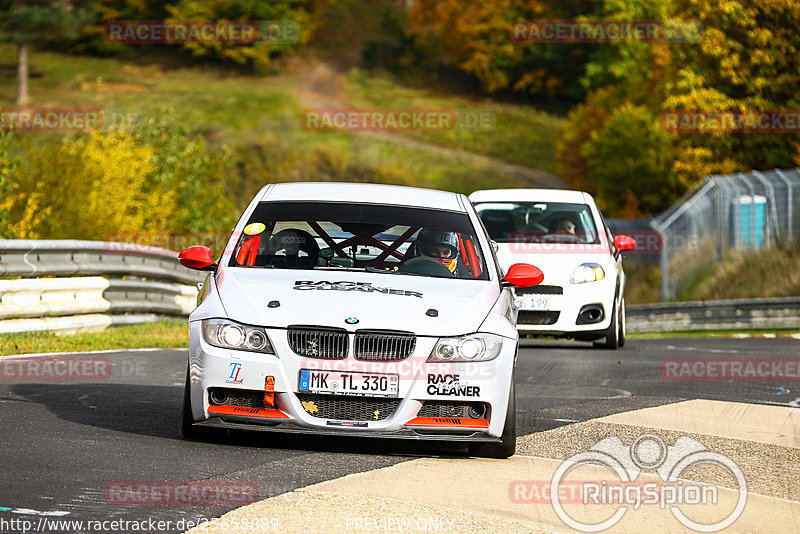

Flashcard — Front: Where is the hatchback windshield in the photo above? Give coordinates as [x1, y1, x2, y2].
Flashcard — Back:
[228, 202, 489, 280]
[474, 201, 599, 244]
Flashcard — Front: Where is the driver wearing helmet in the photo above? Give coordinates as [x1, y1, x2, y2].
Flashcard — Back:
[414, 229, 461, 276]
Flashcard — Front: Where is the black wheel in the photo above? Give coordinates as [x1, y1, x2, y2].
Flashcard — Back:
[181, 365, 214, 439]
[593, 296, 620, 350]
[469, 378, 516, 459]
[618, 298, 626, 348]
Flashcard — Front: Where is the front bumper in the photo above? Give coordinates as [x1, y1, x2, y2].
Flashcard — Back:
[514, 277, 616, 336]
[186, 322, 516, 441]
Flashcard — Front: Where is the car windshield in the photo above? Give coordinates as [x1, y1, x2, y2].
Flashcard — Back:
[228, 201, 489, 280]
[474, 201, 600, 244]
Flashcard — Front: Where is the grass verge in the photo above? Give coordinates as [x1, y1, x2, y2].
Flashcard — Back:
[343, 68, 565, 174]
[628, 329, 800, 339]
[0, 44, 542, 202]
[0, 320, 188, 356]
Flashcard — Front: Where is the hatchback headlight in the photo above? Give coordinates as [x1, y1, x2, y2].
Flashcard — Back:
[428, 333, 503, 362]
[202, 318, 274, 354]
[570, 263, 605, 284]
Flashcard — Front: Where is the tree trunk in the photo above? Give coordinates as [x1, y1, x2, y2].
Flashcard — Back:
[16, 43, 30, 106]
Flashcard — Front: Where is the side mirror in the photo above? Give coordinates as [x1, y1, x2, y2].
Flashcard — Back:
[613, 235, 637, 252]
[502, 263, 544, 288]
[178, 246, 217, 271]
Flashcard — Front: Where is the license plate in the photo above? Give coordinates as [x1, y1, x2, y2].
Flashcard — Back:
[517, 295, 550, 311]
[298, 370, 399, 398]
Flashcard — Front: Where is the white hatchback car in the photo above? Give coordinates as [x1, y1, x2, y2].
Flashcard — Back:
[469, 189, 636, 349]
[178, 182, 543, 457]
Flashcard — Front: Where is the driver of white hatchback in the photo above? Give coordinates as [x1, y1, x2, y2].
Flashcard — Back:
[549, 217, 576, 235]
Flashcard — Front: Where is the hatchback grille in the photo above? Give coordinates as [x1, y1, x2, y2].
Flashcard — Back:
[354, 330, 415, 361]
[516, 285, 563, 295]
[287, 326, 348, 359]
[296, 394, 400, 421]
[518, 310, 560, 325]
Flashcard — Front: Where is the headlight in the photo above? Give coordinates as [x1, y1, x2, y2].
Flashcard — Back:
[202, 319, 274, 354]
[428, 333, 503, 362]
[570, 263, 605, 284]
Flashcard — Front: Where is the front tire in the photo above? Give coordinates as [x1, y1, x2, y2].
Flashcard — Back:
[181, 365, 214, 439]
[618, 298, 626, 348]
[469, 378, 516, 459]
[593, 296, 620, 350]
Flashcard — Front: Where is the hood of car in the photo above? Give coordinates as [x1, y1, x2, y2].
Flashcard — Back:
[495, 243, 615, 285]
[215, 268, 498, 336]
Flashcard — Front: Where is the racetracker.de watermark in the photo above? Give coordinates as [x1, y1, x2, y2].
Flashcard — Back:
[661, 110, 800, 133]
[661, 358, 800, 381]
[510, 19, 702, 43]
[302, 109, 495, 132]
[104, 231, 232, 255]
[104, 20, 299, 45]
[1, 108, 102, 132]
[0, 356, 112, 381]
[104, 481, 259, 506]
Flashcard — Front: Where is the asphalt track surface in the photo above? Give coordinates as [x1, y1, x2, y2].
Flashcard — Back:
[0, 337, 798, 533]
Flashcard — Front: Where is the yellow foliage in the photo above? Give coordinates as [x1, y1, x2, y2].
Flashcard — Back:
[5, 132, 175, 240]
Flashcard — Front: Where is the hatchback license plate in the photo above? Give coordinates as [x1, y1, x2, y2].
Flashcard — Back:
[517, 296, 550, 311]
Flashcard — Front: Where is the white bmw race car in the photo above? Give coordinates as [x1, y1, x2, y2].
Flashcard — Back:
[177, 182, 543, 457]
[469, 189, 636, 349]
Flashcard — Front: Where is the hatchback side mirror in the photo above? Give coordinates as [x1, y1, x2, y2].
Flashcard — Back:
[178, 246, 217, 271]
[502, 263, 544, 288]
[613, 235, 636, 251]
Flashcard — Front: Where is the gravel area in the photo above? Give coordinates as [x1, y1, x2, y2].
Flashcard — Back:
[516, 420, 800, 501]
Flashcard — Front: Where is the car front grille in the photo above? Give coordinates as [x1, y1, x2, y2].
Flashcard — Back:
[354, 330, 416, 361]
[518, 310, 561, 325]
[287, 326, 348, 359]
[516, 285, 563, 295]
[296, 393, 400, 421]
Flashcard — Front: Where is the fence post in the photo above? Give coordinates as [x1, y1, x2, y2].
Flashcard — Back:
[711, 177, 723, 262]
[774, 169, 794, 241]
[650, 219, 669, 301]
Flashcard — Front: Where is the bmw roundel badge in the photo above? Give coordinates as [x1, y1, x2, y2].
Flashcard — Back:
[345, 317, 359, 325]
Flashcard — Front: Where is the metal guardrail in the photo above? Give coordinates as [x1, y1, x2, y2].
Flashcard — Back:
[627, 298, 800, 333]
[1, 240, 798, 335]
[0, 239, 203, 284]
[0, 240, 204, 334]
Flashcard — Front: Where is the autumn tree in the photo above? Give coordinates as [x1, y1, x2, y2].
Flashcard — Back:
[408, 0, 601, 99]
[0, 1, 90, 104]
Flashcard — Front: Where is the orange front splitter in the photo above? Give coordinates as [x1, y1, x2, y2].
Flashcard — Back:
[208, 405, 289, 419]
[404, 416, 489, 429]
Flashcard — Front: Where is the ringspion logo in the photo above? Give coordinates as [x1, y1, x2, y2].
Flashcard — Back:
[546, 433, 747, 532]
